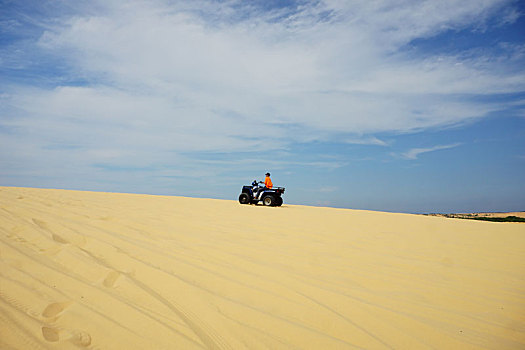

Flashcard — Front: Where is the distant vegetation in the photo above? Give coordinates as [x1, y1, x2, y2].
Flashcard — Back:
[466, 216, 525, 223]
[425, 214, 525, 223]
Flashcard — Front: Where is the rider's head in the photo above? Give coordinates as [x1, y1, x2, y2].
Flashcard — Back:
[265, 172, 270, 177]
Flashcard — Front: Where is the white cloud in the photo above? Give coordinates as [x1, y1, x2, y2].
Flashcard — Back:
[1, 0, 523, 170]
[400, 143, 462, 160]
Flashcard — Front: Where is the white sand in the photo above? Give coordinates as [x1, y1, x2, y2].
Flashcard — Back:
[1, 186, 524, 349]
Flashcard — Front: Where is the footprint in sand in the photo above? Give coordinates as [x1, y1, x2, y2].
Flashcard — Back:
[52, 234, 69, 244]
[32, 218, 49, 230]
[32, 218, 70, 244]
[41, 302, 92, 346]
[42, 301, 71, 318]
[42, 327, 92, 346]
[71, 330, 92, 347]
[42, 326, 60, 342]
[103, 270, 121, 288]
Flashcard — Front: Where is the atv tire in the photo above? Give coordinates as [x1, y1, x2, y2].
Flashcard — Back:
[276, 197, 283, 206]
[239, 193, 251, 204]
[262, 195, 275, 206]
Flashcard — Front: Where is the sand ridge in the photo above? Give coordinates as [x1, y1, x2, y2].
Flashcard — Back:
[0, 186, 524, 349]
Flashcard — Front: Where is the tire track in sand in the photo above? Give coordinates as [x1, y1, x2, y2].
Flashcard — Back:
[294, 290, 394, 349]
[128, 275, 232, 350]
[118, 250, 362, 348]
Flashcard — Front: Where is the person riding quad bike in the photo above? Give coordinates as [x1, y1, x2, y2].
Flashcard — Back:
[252, 173, 271, 199]
[239, 173, 284, 206]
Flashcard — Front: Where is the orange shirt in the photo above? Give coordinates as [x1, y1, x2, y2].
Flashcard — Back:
[265, 177, 273, 189]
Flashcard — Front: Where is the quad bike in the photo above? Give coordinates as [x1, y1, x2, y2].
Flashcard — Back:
[238, 180, 285, 206]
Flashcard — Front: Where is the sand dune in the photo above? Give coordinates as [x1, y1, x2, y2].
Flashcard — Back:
[1, 187, 524, 349]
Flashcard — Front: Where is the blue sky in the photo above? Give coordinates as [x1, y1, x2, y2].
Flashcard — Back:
[1, 0, 524, 213]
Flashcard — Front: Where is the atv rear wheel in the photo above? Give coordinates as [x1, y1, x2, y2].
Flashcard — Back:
[276, 197, 283, 206]
[239, 193, 251, 204]
[262, 195, 275, 206]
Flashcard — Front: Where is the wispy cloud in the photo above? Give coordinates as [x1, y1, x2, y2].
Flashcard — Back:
[344, 136, 388, 146]
[400, 143, 463, 160]
[318, 186, 338, 193]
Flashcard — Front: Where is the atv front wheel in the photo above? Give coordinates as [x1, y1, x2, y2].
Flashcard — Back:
[239, 193, 251, 204]
[262, 195, 275, 206]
